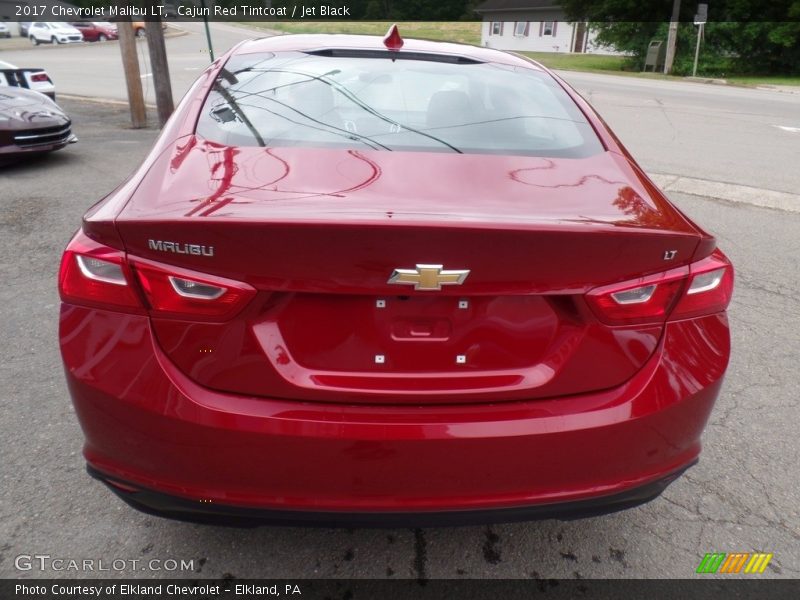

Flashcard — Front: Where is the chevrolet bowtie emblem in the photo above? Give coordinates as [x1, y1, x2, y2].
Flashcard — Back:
[387, 264, 470, 291]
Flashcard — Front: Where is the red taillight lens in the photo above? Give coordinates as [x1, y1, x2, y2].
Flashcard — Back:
[58, 231, 144, 312]
[671, 249, 734, 320]
[585, 250, 733, 326]
[585, 266, 688, 326]
[60, 230, 256, 321]
[30, 72, 49, 83]
[131, 258, 256, 320]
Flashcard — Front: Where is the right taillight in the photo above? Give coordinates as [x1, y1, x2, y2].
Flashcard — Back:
[586, 249, 733, 325]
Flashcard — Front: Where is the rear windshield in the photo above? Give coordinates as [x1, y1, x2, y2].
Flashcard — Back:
[196, 50, 604, 158]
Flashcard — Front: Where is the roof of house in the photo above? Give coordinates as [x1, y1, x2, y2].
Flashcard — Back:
[475, 0, 562, 13]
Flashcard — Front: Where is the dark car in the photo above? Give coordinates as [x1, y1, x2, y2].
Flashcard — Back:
[0, 87, 76, 160]
[18, 22, 31, 37]
[58, 29, 732, 526]
[70, 21, 118, 42]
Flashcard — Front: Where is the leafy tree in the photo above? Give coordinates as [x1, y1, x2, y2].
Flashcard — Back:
[561, 0, 800, 74]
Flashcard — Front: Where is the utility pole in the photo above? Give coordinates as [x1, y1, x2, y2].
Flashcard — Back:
[145, 20, 174, 127]
[201, 0, 215, 61]
[664, 0, 681, 75]
[117, 21, 146, 128]
[692, 4, 709, 78]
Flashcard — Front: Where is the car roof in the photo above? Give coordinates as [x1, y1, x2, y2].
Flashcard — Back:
[0, 60, 17, 69]
[236, 33, 545, 71]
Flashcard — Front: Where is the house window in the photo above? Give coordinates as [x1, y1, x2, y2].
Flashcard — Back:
[542, 21, 555, 36]
[514, 22, 529, 37]
[491, 22, 503, 36]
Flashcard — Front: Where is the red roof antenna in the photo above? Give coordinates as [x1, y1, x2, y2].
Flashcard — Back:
[383, 24, 404, 51]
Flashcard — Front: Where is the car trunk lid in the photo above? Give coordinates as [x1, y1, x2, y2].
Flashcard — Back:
[109, 139, 701, 404]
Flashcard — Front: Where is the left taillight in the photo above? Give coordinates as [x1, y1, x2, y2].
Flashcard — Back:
[59, 230, 256, 321]
[58, 230, 144, 313]
[30, 72, 50, 83]
[130, 257, 256, 320]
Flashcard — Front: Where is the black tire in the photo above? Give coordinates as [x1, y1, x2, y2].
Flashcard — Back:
[135, 28, 145, 38]
[51, 36, 60, 45]
[30, 35, 39, 46]
[98, 34, 107, 42]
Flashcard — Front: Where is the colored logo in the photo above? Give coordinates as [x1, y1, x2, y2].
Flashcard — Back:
[696, 552, 773, 574]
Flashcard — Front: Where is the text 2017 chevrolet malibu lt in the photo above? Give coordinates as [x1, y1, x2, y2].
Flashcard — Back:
[58, 30, 733, 526]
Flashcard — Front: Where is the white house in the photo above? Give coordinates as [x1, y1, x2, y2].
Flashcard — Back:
[475, 0, 619, 55]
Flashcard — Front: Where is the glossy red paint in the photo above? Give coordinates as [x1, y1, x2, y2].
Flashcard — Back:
[383, 24, 404, 50]
[61, 304, 728, 511]
[59, 34, 733, 523]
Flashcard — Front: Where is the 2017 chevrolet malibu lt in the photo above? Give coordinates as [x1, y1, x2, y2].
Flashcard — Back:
[58, 30, 733, 526]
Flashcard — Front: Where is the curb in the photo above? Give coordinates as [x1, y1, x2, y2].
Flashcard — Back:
[651, 173, 800, 214]
[59, 93, 157, 110]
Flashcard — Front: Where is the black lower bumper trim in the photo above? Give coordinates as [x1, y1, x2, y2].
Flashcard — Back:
[87, 462, 695, 528]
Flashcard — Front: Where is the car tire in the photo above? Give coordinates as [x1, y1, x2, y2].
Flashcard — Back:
[98, 34, 107, 42]
[30, 36, 39, 46]
[52, 36, 61, 45]
[135, 28, 145, 38]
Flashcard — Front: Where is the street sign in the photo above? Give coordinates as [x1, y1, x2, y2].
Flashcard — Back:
[695, 3, 708, 25]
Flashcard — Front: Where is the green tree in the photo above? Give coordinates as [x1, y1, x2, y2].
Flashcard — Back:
[561, 0, 800, 74]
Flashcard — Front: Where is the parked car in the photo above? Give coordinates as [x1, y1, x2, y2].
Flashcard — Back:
[0, 87, 76, 160]
[18, 22, 31, 37]
[0, 22, 12, 38]
[131, 21, 167, 37]
[70, 21, 117, 42]
[28, 22, 83, 45]
[0, 60, 55, 99]
[58, 29, 734, 526]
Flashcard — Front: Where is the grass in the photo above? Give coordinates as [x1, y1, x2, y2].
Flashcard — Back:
[245, 21, 482, 46]
[519, 51, 631, 73]
[724, 75, 800, 87]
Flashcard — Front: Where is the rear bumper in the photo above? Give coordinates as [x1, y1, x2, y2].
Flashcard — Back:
[60, 305, 729, 523]
[88, 461, 695, 527]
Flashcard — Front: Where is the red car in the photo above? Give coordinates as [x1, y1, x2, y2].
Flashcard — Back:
[59, 29, 733, 526]
[69, 21, 118, 42]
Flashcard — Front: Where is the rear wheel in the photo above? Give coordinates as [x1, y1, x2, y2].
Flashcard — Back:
[98, 34, 107, 42]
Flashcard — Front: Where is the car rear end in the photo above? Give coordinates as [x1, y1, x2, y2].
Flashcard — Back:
[0, 63, 56, 99]
[58, 36, 733, 525]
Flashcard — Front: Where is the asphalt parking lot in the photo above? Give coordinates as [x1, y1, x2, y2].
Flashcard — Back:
[0, 98, 798, 580]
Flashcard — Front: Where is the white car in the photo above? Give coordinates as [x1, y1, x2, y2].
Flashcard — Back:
[28, 22, 83, 45]
[0, 60, 56, 99]
[0, 22, 12, 38]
